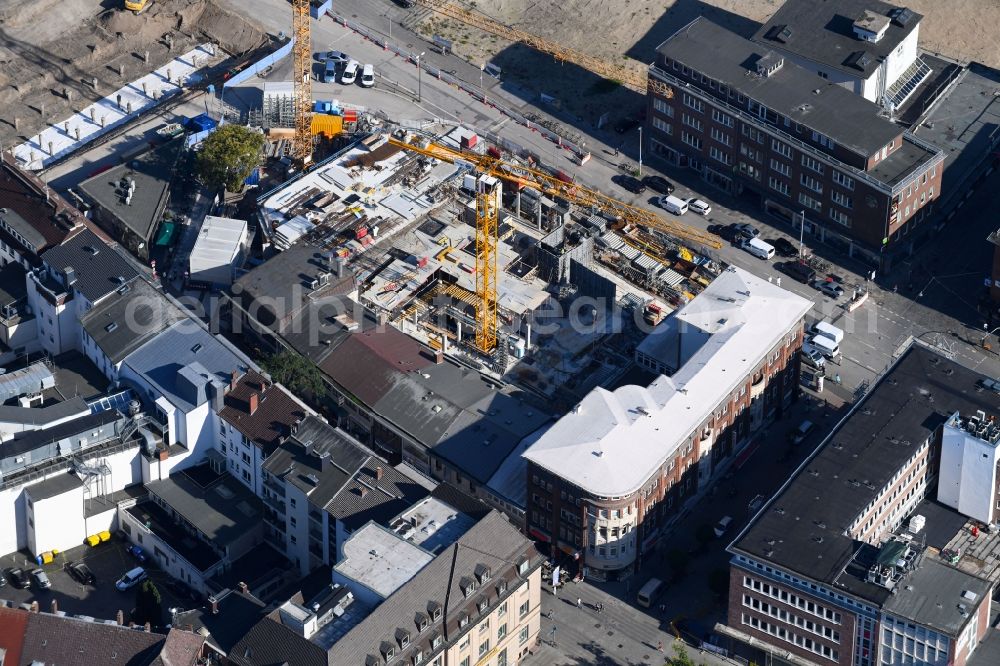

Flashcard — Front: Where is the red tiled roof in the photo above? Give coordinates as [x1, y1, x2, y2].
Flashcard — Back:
[0, 606, 28, 665]
[219, 370, 308, 456]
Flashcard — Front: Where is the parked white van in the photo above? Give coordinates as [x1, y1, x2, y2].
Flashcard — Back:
[810, 321, 844, 345]
[341, 60, 359, 85]
[807, 334, 840, 359]
[658, 195, 689, 215]
[115, 566, 147, 592]
[637, 577, 665, 608]
[741, 237, 775, 260]
[360, 63, 375, 87]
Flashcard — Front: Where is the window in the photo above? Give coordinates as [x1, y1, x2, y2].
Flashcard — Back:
[798, 192, 822, 212]
[832, 170, 854, 190]
[800, 174, 823, 194]
[497, 623, 508, 640]
[772, 139, 791, 158]
[652, 117, 672, 135]
[801, 155, 825, 174]
[519, 626, 530, 644]
[709, 146, 731, 165]
[831, 191, 853, 209]
[712, 108, 734, 127]
[811, 131, 834, 149]
[710, 127, 731, 146]
[742, 126, 764, 143]
[740, 144, 762, 162]
[519, 601, 529, 618]
[829, 209, 851, 227]
[460, 658, 470, 666]
[682, 93, 704, 112]
[652, 97, 674, 117]
[681, 132, 702, 150]
[768, 177, 789, 196]
[479, 639, 491, 657]
[769, 158, 790, 177]
[682, 114, 703, 131]
[497, 601, 507, 616]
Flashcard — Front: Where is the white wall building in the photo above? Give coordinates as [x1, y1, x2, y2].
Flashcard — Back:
[187, 215, 249, 288]
[937, 411, 1000, 526]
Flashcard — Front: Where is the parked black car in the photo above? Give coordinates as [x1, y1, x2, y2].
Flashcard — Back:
[777, 261, 817, 284]
[5, 567, 30, 589]
[613, 175, 646, 194]
[770, 237, 798, 257]
[65, 561, 97, 586]
[642, 175, 675, 194]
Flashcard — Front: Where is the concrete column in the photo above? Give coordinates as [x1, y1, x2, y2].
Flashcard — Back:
[119, 64, 125, 77]
[127, 101, 132, 114]
[64, 87, 71, 101]
[89, 108, 95, 121]
[13, 117, 19, 131]
[47, 141, 53, 155]
[63, 121, 69, 133]
[92, 77, 98, 90]
[100, 116, 106, 128]
[516, 190, 521, 219]
[526, 321, 532, 348]
[116, 94, 122, 110]
[456, 320, 462, 343]
[74, 127, 80, 140]
[144, 50, 149, 63]
[38, 103, 44, 116]
[142, 81, 147, 96]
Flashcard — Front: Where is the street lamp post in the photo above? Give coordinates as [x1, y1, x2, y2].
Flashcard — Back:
[798, 209, 806, 259]
[637, 126, 643, 177]
[386, 15, 392, 42]
[416, 51, 425, 103]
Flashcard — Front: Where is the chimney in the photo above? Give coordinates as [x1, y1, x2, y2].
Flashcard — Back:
[375, 465, 384, 480]
[50, 599, 58, 613]
[435, 349, 443, 364]
[30, 601, 39, 613]
[238, 581, 248, 594]
[144, 622, 151, 632]
[117, 610, 125, 625]
[209, 596, 219, 615]
[319, 452, 330, 471]
[249, 392, 259, 415]
[231, 370, 239, 390]
[359, 486, 369, 497]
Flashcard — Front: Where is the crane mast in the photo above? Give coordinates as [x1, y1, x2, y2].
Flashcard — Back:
[291, 0, 313, 163]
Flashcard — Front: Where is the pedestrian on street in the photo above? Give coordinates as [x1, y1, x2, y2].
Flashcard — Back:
[576, 597, 582, 608]
[657, 640, 664, 652]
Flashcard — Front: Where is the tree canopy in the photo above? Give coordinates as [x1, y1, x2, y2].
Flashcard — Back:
[262, 349, 326, 397]
[196, 124, 265, 191]
[133, 579, 164, 627]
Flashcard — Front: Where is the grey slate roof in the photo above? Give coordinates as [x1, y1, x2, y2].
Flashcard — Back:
[732, 345, 1000, 608]
[24, 471, 84, 500]
[42, 228, 139, 303]
[753, 0, 922, 79]
[229, 612, 328, 666]
[122, 319, 255, 412]
[0, 395, 88, 430]
[882, 557, 991, 636]
[173, 588, 266, 656]
[81, 279, 186, 364]
[4, 409, 120, 458]
[324, 462, 428, 532]
[19, 609, 167, 665]
[656, 18, 902, 156]
[77, 138, 181, 241]
[325, 511, 536, 665]
[320, 329, 551, 483]
[145, 465, 262, 546]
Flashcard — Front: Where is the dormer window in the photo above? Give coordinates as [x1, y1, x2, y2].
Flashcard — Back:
[496, 579, 507, 595]
[477, 598, 489, 614]
[428, 600, 442, 621]
[460, 576, 477, 597]
[396, 628, 410, 649]
[459, 614, 470, 628]
[517, 558, 529, 575]
[413, 651, 424, 665]
[431, 633, 443, 649]
[379, 642, 395, 660]
[475, 564, 491, 584]
[415, 612, 429, 632]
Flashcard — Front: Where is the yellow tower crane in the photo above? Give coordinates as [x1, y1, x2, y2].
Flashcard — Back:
[387, 135, 722, 352]
[291, 0, 313, 163]
[416, 0, 673, 98]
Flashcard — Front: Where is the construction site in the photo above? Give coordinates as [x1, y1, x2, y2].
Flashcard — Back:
[254, 120, 725, 406]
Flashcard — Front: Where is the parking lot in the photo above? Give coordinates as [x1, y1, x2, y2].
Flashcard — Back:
[0, 538, 192, 623]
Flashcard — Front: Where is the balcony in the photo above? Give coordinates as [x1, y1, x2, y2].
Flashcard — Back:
[263, 494, 286, 515]
[263, 476, 285, 497]
[750, 373, 766, 399]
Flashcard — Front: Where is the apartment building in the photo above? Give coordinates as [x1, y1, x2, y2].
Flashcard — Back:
[753, 0, 927, 109]
[647, 18, 944, 266]
[230, 511, 542, 666]
[724, 346, 997, 666]
[523, 267, 811, 575]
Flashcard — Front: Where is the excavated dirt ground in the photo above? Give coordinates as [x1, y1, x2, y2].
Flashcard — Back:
[411, 0, 1000, 125]
[0, 0, 267, 145]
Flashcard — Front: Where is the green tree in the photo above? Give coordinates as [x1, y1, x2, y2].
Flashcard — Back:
[134, 579, 164, 627]
[196, 124, 265, 191]
[670, 642, 695, 666]
[262, 350, 326, 397]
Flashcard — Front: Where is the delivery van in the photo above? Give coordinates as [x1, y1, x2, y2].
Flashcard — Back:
[658, 195, 689, 215]
[810, 321, 844, 345]
[637, 577, 665, 608]
[742, 237, 775, 260]
[808, 333, 840, 359]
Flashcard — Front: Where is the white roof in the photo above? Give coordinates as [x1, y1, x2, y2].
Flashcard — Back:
[188, 215, 247, 270]
[334, 522, 434, 600]
[522, 266, 813, 497]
